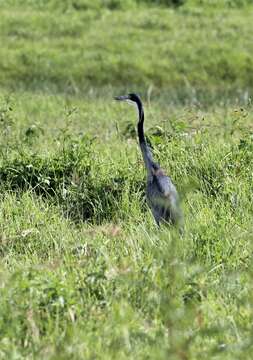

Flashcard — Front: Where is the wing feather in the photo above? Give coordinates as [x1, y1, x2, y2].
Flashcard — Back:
[147, 172, 182, 225]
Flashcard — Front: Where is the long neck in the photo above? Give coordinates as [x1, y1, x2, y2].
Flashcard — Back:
[136, 99, 154, 172]
[137, 100, 145, 144]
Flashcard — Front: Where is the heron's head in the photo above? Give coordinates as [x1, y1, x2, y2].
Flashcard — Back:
[114, 93, 142, 106]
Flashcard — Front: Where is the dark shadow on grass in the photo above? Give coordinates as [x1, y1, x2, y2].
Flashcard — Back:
[0, 139, 145, 224]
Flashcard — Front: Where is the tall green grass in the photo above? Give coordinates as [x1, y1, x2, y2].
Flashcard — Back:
[0, 0, 253, 358]
[0, 91, 253, 358]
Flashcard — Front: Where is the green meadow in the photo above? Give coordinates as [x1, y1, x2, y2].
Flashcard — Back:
[0, 0, 253, 358]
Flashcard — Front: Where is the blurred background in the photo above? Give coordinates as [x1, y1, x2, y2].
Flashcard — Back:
[1, 0, 252, 104]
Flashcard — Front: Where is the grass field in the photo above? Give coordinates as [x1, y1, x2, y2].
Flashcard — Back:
[0, 1, 253, 359]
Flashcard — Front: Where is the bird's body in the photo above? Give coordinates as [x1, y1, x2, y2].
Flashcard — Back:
[146, 167, 181, 226]
[115, 93, 182, 227]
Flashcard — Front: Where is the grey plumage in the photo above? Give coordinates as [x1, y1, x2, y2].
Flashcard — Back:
[115, 93, 182, 227]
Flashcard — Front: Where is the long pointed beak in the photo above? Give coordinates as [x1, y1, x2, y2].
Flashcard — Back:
[114, 95, 129, 101]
